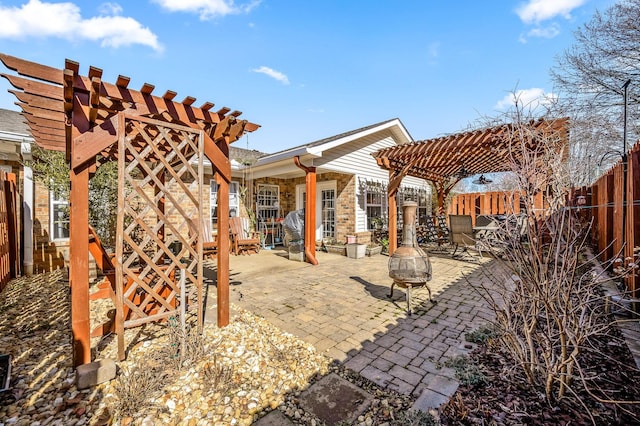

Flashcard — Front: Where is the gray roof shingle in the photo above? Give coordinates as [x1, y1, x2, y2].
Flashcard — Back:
[0, 108, 30, 135]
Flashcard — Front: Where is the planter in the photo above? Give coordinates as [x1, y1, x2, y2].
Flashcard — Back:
[288, 241, 305, 262]
[324, 244, 346, 256]
[347, 243, 366, 259]
[365, 245, 383, 256]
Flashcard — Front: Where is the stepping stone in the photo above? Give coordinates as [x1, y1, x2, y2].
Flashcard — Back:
[253, 409, 294, 425]
[298, 373, 373, 426]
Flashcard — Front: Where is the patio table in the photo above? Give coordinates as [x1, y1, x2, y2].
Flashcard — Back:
[472, 225, 500, 251]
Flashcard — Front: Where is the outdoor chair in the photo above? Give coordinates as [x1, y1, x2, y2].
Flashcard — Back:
[200, 220, 219, 259]
[475, 215, 496, 227]
[230, 216, 261, 255]
[448, 214, 482, 261]
[188, 219, 219, 259]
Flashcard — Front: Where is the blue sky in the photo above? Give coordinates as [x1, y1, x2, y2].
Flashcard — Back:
[0, 0, 615, 153]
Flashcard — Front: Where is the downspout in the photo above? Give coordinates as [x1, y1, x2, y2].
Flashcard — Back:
[293, 156, 318, 265]
[21, 140, 34, 276]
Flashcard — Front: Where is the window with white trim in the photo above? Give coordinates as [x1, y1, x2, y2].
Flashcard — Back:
[365, 184, 385, 230]
[50, 190, 69, 240]
[256, 184, 280, 222]
[210, 180, 240, 225]
[364, 182, 430, 229]
[398, 187, 431, 225]
[321, 189, 335, 238]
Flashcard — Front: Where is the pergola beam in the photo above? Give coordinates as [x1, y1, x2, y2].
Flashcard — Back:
[372, 118, 570, 249]
[1, 52, 260, 367]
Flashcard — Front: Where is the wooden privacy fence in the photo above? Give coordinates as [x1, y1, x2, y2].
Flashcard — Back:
[448, 190, 546, 226]
[572, 141, 640, 297]
[0, 170, 18, 291]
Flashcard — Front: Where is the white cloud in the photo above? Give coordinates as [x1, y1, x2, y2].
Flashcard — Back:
[495, 88, 558, 110]
[519, 22, 560, 42]
[252, 66, 289, 85]
[0, 0, 161, 51]
[527, 23, 560, 38]
[516, 0, 586, 24]
[98, 2, 123, 15]
[153, 0, 260, 20]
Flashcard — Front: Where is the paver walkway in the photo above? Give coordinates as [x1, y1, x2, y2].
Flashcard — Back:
[204, 248, 501, 412]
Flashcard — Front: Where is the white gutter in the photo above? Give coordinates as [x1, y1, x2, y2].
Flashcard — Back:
[0, 130, 34, 144]
[253, 146, 318, 167]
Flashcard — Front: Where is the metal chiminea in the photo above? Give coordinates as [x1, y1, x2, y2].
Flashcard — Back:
[388, 201, 434, 315]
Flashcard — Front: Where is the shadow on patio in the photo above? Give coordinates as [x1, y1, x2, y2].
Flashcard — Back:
[203, 248, 503, 409]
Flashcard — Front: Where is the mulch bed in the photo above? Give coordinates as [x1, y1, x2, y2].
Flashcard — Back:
[439, 322, 640, 425]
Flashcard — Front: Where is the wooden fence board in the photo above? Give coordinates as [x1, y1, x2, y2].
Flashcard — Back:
[613, 164, 625, 260]
[625, 144, 640, 296]
[0, 171, 18, 292]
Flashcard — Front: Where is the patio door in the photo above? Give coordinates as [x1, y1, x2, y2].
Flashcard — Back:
[296, 181, 336, 241]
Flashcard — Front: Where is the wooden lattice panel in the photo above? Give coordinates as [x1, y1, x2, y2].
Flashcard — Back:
[115, 115, 204, 355]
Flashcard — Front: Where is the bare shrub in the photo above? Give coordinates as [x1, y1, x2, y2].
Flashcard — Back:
[474, 107, 610, 404]
[111, 357, 168, 419]
[201, 355, 235, 395]
[159, 316, 210, 371]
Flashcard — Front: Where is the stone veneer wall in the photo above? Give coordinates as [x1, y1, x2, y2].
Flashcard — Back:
[252, 172, 373, 245]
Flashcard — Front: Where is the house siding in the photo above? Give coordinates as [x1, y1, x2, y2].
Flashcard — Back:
[311, 129, 430, 234]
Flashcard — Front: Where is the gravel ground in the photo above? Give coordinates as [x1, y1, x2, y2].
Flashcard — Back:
[0, 269, 425, 426]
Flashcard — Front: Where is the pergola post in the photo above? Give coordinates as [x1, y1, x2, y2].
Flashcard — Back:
[69, 89, 92, 366]
[388, 170, 399, 255]
[216, 171, 230, 327]
[293, 156, 318, 265]
[69, 164, 91, 366]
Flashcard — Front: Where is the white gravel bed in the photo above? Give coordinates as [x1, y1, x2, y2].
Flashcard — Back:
[0, 270, 422, 426]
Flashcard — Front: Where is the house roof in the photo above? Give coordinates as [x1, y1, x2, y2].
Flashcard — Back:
[253, 118, 412, 167]
[229, 146, 266, 165]
[0, 108, 30, 136]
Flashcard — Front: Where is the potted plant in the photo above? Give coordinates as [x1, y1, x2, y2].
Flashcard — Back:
[365, 243, 383, 256]
[322, 238, 346, 256]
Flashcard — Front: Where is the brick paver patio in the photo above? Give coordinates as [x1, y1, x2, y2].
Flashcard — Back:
[204, 248, 502, 411]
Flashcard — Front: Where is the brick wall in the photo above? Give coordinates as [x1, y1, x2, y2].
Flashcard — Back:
[252, 172, 364, 244]
[33, 180, 68, 273]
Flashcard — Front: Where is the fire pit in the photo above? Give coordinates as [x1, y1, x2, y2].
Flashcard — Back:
[388, 201, 434, 315]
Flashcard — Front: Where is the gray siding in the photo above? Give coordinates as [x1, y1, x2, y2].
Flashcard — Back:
[312, 129, 429, 232]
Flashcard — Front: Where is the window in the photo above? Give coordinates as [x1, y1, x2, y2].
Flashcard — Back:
[50, 190, 69, 240]
[256, 184, 280, 222]
[364, 181, 430, 229]
[366, 188, 384, 230]
[321, 189, 335, 238]
[398, 187, 430, 225]
[365, 182, 386, 230]
[210, 180, 240, 224]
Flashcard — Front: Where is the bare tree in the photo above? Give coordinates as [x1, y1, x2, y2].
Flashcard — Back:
[551, 0, 640, 184]
[470, 105, 640, 417]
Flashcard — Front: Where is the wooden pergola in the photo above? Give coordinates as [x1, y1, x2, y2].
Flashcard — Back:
[372, 118, 569, 254]
[1, 53, 258, 366]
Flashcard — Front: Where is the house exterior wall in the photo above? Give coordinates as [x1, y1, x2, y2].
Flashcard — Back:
[311, 128, 430, 236]
[32, 179, 67, 273]
[241, 126, 430, 246]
